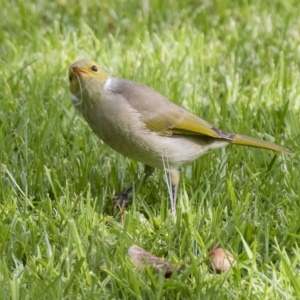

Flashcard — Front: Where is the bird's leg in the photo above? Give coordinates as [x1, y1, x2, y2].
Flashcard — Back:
[113, 165, 155, 211]
[167, 169, 179, 217]
[113, 186, 132, 210]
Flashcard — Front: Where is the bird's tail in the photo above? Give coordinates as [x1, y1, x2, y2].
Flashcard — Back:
[231, 134, 294, 156]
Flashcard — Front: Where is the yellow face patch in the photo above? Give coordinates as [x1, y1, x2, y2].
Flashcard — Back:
[69, 60, 109, 96]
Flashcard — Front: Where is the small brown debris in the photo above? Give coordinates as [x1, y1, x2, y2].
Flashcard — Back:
[208, 243, 236, 273]
[128, 245, 180, 278]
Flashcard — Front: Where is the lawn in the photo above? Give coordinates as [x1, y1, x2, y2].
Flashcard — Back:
[1, 0, 300, 299]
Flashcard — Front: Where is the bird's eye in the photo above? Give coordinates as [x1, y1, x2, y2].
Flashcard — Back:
[91, 65, 98, 72]
[69, 76, 72, 82]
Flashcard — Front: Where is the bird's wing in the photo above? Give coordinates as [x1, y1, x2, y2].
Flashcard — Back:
[145, 108, 235, 140]
[111, 78, 234, 140]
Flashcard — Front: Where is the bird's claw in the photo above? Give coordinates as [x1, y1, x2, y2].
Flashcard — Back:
[113, 186, 132, 210]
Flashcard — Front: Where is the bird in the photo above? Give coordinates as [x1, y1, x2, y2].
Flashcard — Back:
[68, 59, 294, 215]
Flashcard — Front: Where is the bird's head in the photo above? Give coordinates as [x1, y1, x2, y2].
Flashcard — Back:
[69, 59, 108, 106]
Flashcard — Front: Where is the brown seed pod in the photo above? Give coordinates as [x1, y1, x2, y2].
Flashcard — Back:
[208, 243, 236, 273]
[128, 245, 180, 278]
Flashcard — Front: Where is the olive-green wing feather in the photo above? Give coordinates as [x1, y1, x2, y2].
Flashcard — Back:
[145, 108, 233, 139]
[145, 108, 294, 155]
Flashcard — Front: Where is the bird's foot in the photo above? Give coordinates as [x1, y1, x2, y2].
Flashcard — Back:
[113, 186, 132, 211]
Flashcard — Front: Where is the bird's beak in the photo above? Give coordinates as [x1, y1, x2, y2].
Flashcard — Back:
[72, 66, 88, 75]
[69, 66, 88, 85]
[69, 66, 87, 93]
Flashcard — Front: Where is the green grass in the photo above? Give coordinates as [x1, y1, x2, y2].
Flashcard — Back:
[1, 0, 300, 298]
